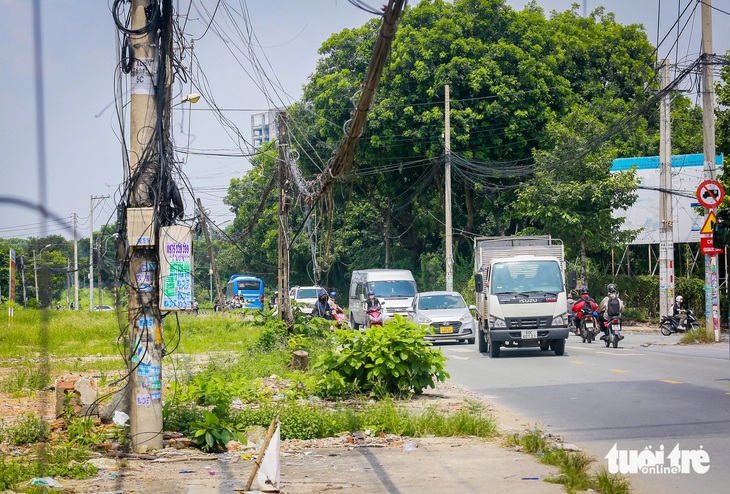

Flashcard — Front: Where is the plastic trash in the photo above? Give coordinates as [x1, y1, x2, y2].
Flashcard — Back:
[29, 478, 63, 488]
[522, 477, 540, 480]
[113, 410, 130, 426]
[402, 442, 417, 452]
[179, 470, 196, 474]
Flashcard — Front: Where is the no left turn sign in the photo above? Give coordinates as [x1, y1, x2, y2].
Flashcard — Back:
[696, 180, 725, 208]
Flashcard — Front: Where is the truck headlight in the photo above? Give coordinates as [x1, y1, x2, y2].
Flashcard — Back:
[552, 314, 566, 326]
[416, 314, 432, 324]
[459, 313, 473, 323]
[489, 316, 506, 328]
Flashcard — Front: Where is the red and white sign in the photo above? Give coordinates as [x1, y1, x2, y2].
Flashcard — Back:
[696, 180, 725, 208]
[701, 236, 723, 255]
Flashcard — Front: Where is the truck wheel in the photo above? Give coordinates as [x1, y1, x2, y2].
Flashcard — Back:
[488, 334, 500, 358]
[478, 322, 488, 353]
[551, 339, 565, 356]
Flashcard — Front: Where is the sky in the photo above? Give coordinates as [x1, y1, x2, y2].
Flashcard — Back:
[1, 0, 729, 241]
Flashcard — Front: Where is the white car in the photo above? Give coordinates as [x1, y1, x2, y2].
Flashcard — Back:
[289, 286, 323, 315]
[407, 291, 476, 344]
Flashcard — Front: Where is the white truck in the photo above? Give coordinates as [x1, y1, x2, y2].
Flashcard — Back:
[474, 236, 571, 357]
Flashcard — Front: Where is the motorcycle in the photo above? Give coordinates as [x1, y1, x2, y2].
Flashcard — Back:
[603, 315, 624, 348]
[366, 306, 385, 328]
[580, 307, 599, 343]
[333, 308, 349, 329]
[660, 309, 700, 335]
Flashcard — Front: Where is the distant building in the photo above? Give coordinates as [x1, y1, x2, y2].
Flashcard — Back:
[251, 110, 280, 149]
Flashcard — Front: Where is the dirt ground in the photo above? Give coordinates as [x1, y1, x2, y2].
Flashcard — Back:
[3, 380, 570, 494]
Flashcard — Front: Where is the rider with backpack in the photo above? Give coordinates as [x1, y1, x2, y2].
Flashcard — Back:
[598, 283, 624, 341]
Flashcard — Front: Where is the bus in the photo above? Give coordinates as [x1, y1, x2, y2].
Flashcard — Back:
[226, 275, 265, 309]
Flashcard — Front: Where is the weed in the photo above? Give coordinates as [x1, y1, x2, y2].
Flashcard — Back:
[314, 316, 449, 398]
[543, 449, 593, 493]
[1, 413, 49, 445]
[190, 410, 247, 452]
[592, 466, 631, 494]
[679, 329, 715, 344]
[503, 428, 548, 454]
[0, 367, 49, 396]
[66, 417, 105, 448]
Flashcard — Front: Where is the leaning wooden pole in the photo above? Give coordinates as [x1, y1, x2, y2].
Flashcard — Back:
[245, 409, 282, 492]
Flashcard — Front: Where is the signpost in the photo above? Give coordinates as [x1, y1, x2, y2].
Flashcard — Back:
[696, 180, 724, 341]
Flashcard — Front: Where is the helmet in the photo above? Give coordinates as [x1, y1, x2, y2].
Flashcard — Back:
[580, 287, 589, 294]
[676, 295, 683, 303]
[274, 290, 279, 295]
[607, 283, 617, 294]
[330, 291, 337, 298]
[368, 290, 375, 296]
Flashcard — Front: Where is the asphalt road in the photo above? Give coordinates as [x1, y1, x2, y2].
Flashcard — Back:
[439, 331, 730, 494]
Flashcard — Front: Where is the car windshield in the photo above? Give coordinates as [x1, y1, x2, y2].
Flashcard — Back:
[418, 295, 466, 310]
[491, 261, 563, 294]
[368, 280, 417, 298]
[297, 288, 319, 299]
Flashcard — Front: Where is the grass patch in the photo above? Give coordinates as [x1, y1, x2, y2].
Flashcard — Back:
[505, 429, 630, 494]
[0, 367, 50, 396]
[679, 329, 716, 344]
[166, 399, 498, 441]
[0, 444, 98, 490]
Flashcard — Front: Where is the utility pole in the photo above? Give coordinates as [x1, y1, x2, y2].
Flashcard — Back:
[277, 111, 294, 327]
[127, 0, 163, 452]
[90, 194, 109, 310]
[73, 213, 79, 310]
[444, 84, 453, 292]
[33, 250, 39, 303]
[197, 199, 225, 312]
[701, 0, 720, 341]
[385, 198, 391, 269]
[658, 59, 674, 319]
[20, 255, 27, 309]
[97, 237, 103, 308]
[66, 258, 71, 308]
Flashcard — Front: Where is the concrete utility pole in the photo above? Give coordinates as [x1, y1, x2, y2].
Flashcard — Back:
[128, 0, 163, 452]
[33, 250, 39, 303]
[444, 84, 453, 292]
[701, 0, 720, 340]
[658, 59, 675, 319]
[197, 199, 225, 312]
[20, 255, 27, 309]
[73, 213, 79, 310]
[277, 112, 294, 327]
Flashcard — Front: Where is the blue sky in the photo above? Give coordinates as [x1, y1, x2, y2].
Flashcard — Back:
[1, 0, 728, 239]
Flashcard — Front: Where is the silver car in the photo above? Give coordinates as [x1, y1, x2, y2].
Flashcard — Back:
[407, 291, 476, 344]
[289, 286, 323, 315]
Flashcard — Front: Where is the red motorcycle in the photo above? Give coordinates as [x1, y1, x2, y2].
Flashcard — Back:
[333, 308, 348, 329]
[366, 306, 384, 328]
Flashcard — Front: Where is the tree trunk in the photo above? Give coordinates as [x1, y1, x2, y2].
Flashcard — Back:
[580, 237, 588, 289]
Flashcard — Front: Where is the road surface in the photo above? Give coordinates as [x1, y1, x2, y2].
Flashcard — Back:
[441, 331, 730, 494]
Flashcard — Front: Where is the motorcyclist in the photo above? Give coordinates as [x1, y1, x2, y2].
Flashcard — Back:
[366, 290, 381, 310]
[269, 290, 279, 310]
[312, 289, 333, 320]
[328, 291, 343, 314]
[566, 292, 576, 334]
[571, 287, 598, 331]
[598, 283, 624, 341]
[671, 295, 688, 329]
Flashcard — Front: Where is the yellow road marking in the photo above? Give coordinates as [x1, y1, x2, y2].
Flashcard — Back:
[661, 379, 683, 384]
[610, 369, 627, 373]
[570, 361, 584, 365]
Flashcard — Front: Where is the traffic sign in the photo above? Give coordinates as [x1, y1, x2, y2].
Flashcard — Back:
[696, 180, 725, 208]
[701, 236, 723, 255]
[700, 210, 717, 235]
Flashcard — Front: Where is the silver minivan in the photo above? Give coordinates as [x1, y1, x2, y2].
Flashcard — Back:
[348, 269, 417, 329]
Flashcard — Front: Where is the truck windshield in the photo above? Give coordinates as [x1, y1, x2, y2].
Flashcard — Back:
[491, 261, 563, 294]
[368, 280, 417, 298]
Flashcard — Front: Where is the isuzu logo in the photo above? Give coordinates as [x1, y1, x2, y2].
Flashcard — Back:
[519, 298, 539, 303]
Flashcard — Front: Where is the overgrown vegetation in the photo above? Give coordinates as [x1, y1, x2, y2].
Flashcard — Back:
[679, 328, 716, 344]
[504, 429, 630, 494]
[315, 316, 449, 398]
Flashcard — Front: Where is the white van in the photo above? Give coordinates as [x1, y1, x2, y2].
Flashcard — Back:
[348, 269, 417, 329]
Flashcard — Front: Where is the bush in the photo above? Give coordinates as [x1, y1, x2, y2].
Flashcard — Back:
[0, 414, 49, 446]
[314, 315, 449, 398]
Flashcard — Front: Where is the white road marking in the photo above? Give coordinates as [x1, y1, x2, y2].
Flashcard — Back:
[595, 352, 644, 356]
[445, 347, 474, 353]
[448, 355, 470, 360]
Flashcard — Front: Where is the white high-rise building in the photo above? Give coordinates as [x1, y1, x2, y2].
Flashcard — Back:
[251, 110, 280, 149]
